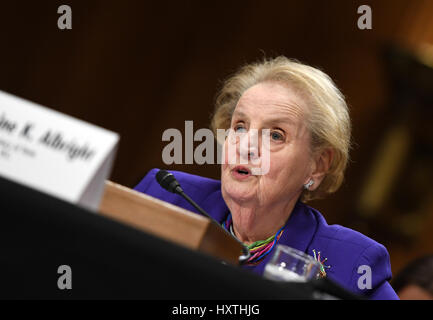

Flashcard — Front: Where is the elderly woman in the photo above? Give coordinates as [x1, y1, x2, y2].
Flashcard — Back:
[134, 56, 398, 300]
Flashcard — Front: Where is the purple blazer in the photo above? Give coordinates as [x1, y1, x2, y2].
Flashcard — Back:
[134, 168, 399, 300]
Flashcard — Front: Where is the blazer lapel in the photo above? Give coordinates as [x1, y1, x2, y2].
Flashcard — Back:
[278, 200, 319, 254]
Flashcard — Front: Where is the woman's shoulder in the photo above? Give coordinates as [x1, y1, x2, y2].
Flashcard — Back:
[134, 169, 228, 221]
[303, 203, 398, 299]
[134, 168, 221, 193]
[305, 203, 383, 252]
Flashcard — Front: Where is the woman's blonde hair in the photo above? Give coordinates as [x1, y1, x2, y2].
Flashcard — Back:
[211, 56, 351, 202]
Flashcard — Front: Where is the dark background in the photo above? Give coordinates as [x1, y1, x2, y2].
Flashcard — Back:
[1, 0, 432, 277]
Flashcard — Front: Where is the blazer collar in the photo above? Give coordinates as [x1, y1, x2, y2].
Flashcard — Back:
[214, 193, 319, 255]
[278, 200, 319, 255]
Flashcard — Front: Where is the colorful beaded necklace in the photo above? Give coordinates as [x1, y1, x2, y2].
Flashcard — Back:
[222, 213, 285, 266]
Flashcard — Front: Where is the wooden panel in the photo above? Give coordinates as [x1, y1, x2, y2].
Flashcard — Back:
[98, 181, 242, 264]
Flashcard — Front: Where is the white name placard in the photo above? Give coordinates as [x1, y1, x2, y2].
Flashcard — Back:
[0, 90, 119, 211]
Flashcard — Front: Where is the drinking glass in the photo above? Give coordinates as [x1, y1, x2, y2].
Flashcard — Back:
[263, 245, 321, 282]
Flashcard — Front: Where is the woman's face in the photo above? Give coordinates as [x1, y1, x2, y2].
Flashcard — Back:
[221, 81, 315, 208]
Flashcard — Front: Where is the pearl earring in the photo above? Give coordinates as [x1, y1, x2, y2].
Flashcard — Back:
[304, 179, 314, 190]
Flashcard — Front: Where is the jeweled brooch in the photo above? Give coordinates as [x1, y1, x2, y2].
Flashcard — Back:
[312, 249, 331, 278]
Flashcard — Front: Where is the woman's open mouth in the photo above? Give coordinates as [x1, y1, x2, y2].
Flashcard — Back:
[231, 166, 252, 180]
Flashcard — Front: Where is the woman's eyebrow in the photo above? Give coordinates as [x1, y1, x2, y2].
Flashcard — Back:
[232, 111, 298, 129]
[232, 110, 248, 120]
[263, 116, 297, 128]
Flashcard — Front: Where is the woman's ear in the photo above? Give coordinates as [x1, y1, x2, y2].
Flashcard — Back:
[307, 148, 334, 191]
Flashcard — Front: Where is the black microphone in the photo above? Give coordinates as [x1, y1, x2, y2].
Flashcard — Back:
[155, 169, 250, 264]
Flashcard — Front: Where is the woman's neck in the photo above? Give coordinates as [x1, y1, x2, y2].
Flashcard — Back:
[227, 196, 299, 245]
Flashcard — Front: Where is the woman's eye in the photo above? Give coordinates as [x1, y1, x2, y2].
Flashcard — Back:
[271, 131, 284, 141]
[234, 125, 247, 133]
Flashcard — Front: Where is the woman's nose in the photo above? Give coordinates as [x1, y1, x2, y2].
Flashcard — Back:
[238, 130, 259, 161]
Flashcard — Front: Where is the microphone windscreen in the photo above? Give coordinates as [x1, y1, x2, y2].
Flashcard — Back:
[156, 169, 178, 193]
